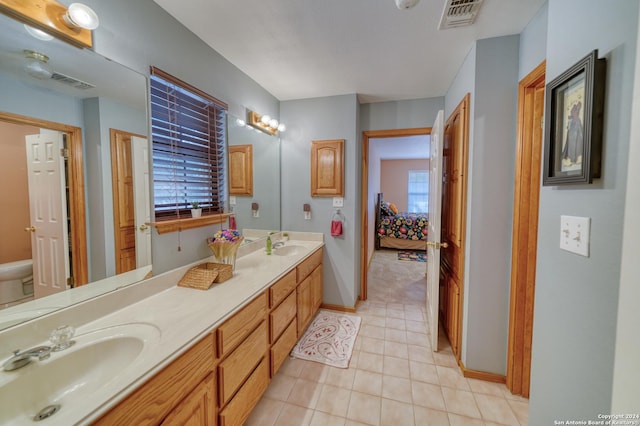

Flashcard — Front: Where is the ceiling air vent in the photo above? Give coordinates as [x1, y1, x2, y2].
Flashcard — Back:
[50, 72, 95, 90]
[438, 0, 484, 30]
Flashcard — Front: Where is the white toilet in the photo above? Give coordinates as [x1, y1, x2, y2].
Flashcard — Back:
[0, 259, 34, 308]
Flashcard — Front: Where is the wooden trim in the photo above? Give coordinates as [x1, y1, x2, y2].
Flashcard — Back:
[0, 0, 93, 48]
[151, 213, 232, 234]
[459, 359, 507, 384]
[507, 61, 545, 398]
[359, 128, 431, 302]
[320, 302, 358, 313]
[0, 111, 88, 286]
[149, 66, 228, 110]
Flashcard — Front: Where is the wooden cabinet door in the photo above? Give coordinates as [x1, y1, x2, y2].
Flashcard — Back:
[297, 275, 313, 336]
[310, 265, 322, 312]
[161, 373, 216, 426]
[311, 139, 344, 196]
[228, 144, 253, 196]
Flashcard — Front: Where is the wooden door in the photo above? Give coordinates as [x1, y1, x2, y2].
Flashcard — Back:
[507, 62, 545, 398]
[427, 110, 444, 351]
[132, 135, 152, 269]
[111, 129, 136, 274]
[25, 132, 69, 298]
[440, 94, 470, 358]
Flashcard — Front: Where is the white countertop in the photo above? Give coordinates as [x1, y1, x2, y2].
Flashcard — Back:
[0, 234, 323, 426]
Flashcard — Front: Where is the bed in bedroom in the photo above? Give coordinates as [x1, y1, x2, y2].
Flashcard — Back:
[375, 193, 428, 251]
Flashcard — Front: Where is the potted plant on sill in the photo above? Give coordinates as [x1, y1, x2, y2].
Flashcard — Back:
[190, 201, 202, 218]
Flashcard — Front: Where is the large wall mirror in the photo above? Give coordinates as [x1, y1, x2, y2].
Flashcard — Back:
[0, 11, 150, 330]
[227, 113, 281, 237]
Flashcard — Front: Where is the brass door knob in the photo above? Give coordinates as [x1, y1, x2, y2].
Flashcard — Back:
[24, 226, 36, 233]
[139, 224, 148, 231]
[426, 241, 448, 249]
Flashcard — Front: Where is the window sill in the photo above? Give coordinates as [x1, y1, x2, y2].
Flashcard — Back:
[150, 213, 231, 235]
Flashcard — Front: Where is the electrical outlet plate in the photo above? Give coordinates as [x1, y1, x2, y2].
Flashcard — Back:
[229, 196, 236, 205]
[560, 215, 590, 257]
[252, 210, 259, 218]
[304, 211, 311, 220]
[333, 197, 344, 207]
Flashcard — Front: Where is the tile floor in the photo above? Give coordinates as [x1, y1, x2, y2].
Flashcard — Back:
[246, 250, 529, 425]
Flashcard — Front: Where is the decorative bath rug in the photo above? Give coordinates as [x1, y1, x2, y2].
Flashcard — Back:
[291, 310, 361, 368]
[398, 250, 427, 262]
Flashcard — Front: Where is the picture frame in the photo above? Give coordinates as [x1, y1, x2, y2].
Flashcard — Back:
[542, 50, 606, 186]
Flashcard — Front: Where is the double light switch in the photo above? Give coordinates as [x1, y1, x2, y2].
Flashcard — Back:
[560, 215, 590, 257]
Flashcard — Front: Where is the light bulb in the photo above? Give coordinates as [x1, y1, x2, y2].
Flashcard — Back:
[277, 123, 286, 132]
[269, 119, 279, 129]
[235, 118, 246, 127]
[64, 3, 100, 30]
[24, 25, 54, 41]
[260, 115, 271, 125]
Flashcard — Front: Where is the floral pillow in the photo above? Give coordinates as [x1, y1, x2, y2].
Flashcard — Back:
[380, 202, 394, 216]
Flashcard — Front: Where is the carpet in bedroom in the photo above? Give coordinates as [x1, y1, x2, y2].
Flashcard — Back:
[397, 250, 427, 262]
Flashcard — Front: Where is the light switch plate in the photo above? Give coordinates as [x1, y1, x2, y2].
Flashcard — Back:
[333, 197, 344, 207]
[252, 210, 259, 218]
[560, 215, 590, 257]
[304, 211, 311, 220]
[229, 196, 236, 205]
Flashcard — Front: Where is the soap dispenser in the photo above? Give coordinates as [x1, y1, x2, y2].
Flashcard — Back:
[266, 233, 272, 255]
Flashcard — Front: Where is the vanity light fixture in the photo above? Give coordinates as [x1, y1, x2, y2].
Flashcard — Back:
[247, 110, 286, 136]
[23, 49, 53, 80]
[63, 3, 100, 30]
[24, 24, 54, 41]
[0, 0, 98, 48]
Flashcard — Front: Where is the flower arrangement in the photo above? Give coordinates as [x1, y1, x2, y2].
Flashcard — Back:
[207, 229, 243, 270]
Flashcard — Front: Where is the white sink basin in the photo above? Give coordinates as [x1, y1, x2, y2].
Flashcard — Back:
[0, 322, 160, 425]
[273, 245, 305, 256]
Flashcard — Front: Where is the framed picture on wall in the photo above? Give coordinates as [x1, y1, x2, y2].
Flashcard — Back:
[542, 50, 606, 186]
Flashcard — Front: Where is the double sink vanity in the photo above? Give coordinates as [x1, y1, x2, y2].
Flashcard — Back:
[0, 232, 324, 425]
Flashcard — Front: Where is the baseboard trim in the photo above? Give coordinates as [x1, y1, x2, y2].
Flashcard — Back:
[459, 360, 506, 383]
[321, 302, 358, 313]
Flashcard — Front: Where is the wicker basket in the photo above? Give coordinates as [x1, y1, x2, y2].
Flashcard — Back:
[211, 262, 233, 283]
[178, 263, 219, 290]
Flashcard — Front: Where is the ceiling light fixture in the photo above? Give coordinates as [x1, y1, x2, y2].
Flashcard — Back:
[395, 0, 420, 10]
[63, 3, 100, 30]
[23, 50, 53, 80]
[248, 110, 285, 136]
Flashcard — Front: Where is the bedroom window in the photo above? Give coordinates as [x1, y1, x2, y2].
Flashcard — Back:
[150, 66, 227, 219]
[407, 170, 429, 213]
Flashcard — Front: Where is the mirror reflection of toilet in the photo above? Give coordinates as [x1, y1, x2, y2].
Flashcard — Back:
[0, 259, 34, 308]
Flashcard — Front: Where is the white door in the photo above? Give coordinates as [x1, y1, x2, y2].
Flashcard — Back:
[132, 136, 152, 268]
[427, 110, 444, 351]
[25, 132, 69, 298]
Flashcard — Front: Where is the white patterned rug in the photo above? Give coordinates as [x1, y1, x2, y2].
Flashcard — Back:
[291, 310, 361, 368]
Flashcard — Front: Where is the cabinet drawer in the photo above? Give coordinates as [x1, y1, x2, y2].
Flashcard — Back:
[218, 321, 267, 407]
[269, 269, 297, 308]
[219, 358, 270, 426]
[270, 319, 297, 377]
[296, 248, 322, 283]
[270, 291, 296, 343]
[217, 292, 267, 358]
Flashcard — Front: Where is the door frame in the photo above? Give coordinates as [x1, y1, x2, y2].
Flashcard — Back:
[0, 111, 88, 286]
[506, 61, 546, 397]
[359, 127, 430, 301]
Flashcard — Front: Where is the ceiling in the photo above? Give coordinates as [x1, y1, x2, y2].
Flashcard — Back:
[153, 0, 545, 103]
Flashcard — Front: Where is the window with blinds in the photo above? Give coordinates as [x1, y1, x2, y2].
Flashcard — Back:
[407, 170, 429, 213]
[150, 67, 227, 219]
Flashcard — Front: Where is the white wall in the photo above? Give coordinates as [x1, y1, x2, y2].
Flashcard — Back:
[529, 0, 639, 423]
[611, 3, 640, 412]
[281, 95, 360, 308]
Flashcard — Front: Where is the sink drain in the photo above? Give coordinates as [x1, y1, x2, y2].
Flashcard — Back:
[33, 404, 61, 422]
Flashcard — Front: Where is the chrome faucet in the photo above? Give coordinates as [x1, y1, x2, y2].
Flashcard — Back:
[272, 241, 285, 249]
[3, 346, 53, 371]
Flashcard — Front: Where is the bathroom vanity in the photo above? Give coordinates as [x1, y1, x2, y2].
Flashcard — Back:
[0, 233, 323, 426]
